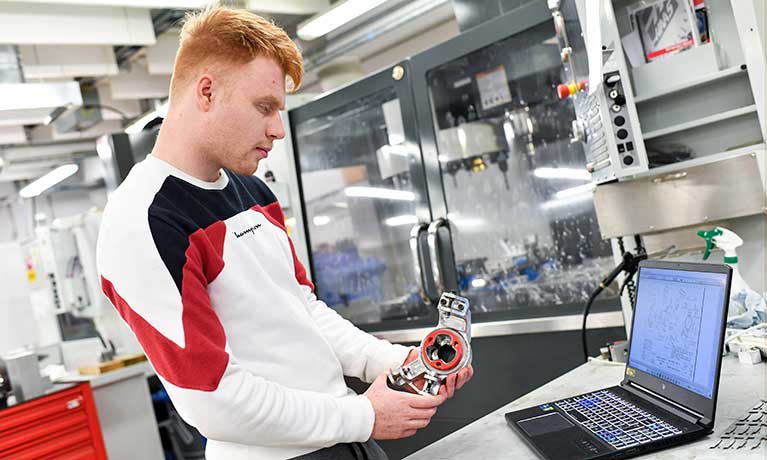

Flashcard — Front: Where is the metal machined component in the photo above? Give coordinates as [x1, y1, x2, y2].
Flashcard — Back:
[388, 292, 472, 396]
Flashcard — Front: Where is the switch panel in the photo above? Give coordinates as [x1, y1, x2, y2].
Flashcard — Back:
[578, 70, 648, 184]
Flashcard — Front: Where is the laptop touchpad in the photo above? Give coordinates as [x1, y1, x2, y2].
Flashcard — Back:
[518, 413, 573, 437]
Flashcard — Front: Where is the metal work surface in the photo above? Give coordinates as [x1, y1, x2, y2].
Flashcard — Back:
[593, 152, 766, 239]
[405, 356, 766, 459]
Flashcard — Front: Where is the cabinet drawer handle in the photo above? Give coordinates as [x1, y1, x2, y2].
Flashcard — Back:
[66, 397, 82, 410]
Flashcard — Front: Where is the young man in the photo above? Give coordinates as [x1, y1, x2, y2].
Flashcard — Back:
[96, 6, 472, 460]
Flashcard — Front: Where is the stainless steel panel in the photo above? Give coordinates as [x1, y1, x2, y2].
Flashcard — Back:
[594, 153, 766, 238]
[372, 311, 625, 343]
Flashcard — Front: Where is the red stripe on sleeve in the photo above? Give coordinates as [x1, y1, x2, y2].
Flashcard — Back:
[101, 222, 229, 391]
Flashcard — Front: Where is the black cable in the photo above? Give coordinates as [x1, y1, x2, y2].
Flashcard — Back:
[581, 288, 603, 362]
[82, 103, 130, 120]
[582, 249, 647, 362]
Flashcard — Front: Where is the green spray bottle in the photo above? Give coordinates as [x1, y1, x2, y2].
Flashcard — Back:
[698, 227, 766, 328]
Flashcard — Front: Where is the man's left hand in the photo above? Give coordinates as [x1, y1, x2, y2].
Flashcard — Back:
[402, 347, 474, 399]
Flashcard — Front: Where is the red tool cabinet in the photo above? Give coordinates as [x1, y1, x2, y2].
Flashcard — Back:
[0, 383, 107, 460]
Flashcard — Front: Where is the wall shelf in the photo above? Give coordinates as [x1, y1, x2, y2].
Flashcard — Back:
[634, 66, 747, 104]
[642, 104, 758, 140]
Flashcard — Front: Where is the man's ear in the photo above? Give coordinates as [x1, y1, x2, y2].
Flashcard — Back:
[195, 74, 214, 112]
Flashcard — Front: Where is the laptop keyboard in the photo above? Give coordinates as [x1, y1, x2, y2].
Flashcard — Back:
[555, 389, 683, 449]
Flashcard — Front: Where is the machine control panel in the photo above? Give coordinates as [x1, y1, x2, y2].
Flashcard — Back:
[581, 69, 647, 184]
[603, 72, 638, 169]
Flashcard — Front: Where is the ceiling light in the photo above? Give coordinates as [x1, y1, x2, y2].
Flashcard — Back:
[344, 186, 415, 201]
[555, 182, 595, 199]
[534, 167, 592, 181]
[445, 213, 485, 229]
[378, 144, 412, 157]
[384, 214, 418, 227]
[297, 0, 389, 41]
[312, 215, 331, 226]
[19, 164, 79, 198]
[541, 192, 594, 211]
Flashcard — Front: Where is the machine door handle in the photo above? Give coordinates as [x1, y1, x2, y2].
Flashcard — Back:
[427, 218, 448, 295]
[410, 223, 430, 304]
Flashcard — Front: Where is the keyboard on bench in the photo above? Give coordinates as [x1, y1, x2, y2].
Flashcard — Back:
[554, 390, 682, 449]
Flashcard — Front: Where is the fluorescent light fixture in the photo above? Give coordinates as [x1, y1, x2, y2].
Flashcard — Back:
[344, 186, 415, 202]
[379, 144, 411, 157]
[534, 167, 591, 181]
[457, 126, 467, 152]
[312, 215, 331, 226]
[19, 164, 79, 198]
[96, 135, 113, 160]
[554, 182, 596, 199]
[384, 214, 418, 227]
[297, 0, 389, 41]
[541, 192, 594, 211]
[471, 278, 487, 288]
[503, 119, 516, 142]
[388, 132, 406, 146]
[333, 202, 349, 209]
[446, 212, 485, 230]
[124, 100, 168, 134]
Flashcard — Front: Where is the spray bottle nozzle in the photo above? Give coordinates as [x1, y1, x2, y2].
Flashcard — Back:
[697, 228, 722, 260]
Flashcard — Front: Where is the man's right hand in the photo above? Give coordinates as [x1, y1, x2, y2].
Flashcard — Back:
[363, 373, 446, 440]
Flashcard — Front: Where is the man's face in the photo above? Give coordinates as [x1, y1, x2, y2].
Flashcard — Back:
[204, 55, 286, 176]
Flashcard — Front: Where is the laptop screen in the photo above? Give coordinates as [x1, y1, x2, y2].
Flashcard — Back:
[627, 266, 728, 399]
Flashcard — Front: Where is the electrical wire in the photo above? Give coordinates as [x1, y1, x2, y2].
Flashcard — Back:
[582, 237, 646, 362]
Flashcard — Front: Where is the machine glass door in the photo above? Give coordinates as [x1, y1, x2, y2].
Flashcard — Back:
[422, 20, 618, 319]
[291, 70, 435, 329]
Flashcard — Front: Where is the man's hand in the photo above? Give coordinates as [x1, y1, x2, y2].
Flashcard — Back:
[364, 373, 446, 439]
[402, 347, 474, 399]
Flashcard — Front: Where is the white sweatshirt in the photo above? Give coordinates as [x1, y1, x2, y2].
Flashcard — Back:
[96, 155, 410, 459]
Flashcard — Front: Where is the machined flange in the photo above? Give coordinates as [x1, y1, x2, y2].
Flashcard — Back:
[388, 292, 472, 396]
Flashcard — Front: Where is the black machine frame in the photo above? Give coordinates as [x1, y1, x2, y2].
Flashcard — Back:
[288, 2, 623, 333]
[289, 60, 441, 332]
[407, 1, 621, 324]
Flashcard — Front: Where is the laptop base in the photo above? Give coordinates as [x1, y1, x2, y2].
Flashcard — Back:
[505, 385, 708, 460]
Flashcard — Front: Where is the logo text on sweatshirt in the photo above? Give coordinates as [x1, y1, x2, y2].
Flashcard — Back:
[233, 223, 262, 238]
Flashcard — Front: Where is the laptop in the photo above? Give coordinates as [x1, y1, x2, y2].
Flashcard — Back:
[505, 260, 732, 460]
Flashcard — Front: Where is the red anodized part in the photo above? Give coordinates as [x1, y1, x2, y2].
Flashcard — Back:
[556, 83, 570, 100]
[421, 329, 464, 371]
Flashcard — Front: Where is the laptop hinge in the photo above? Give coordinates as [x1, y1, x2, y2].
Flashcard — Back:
[624, 381, 703, 425]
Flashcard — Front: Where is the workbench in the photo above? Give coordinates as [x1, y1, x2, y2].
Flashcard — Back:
[405, 355, 766, 459]
[57, 361, 164, 460]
